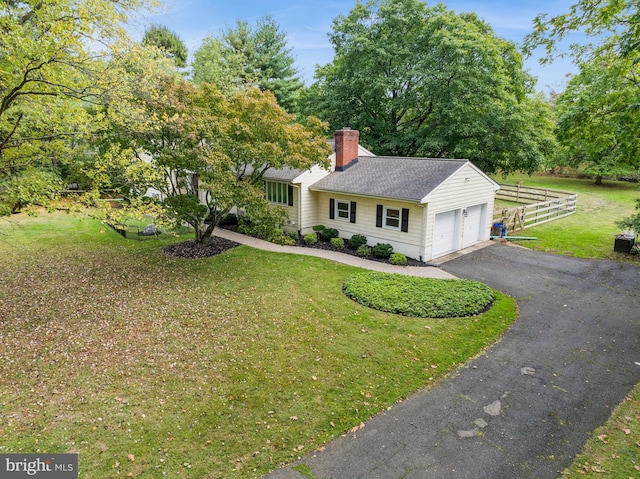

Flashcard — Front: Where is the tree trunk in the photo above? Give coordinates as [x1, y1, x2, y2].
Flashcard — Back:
[595, 175, 603, 185]
[194, 220, 216, 245]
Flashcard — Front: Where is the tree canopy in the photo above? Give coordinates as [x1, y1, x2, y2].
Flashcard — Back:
[191, 15, 303, 113]
[0, 0, 157, 214]
[525, 0, 640, 184]
[301, 0, 555, 175]
[101, 75, 331, 244]
[142, 23, 188, 68]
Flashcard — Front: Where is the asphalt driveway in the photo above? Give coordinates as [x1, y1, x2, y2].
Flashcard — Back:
[265, 243, 640, 479]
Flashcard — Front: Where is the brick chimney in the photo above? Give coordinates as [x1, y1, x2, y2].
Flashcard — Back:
[334, 128, 359, 171]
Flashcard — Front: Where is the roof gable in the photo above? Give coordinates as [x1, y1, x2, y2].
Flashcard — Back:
[310, 156, 476, 202]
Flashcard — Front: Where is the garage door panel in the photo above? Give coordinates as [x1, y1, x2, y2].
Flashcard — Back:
[463, 204, 486, 248]
[433, 210, 458, 258]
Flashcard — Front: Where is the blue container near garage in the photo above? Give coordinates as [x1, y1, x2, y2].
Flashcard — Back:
[492, 222, 506, 237]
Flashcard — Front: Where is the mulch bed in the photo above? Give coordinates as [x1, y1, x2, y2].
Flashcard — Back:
[163, 237, 241, 259]
[164, 228, 431, 267]
[295, 238, 428, 267]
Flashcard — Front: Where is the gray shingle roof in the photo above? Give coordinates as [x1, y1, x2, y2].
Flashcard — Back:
[310, 156, 468, 202]
[262, 166, 305, 181]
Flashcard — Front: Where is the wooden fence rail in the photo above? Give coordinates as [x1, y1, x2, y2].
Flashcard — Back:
[493, 184, 577, 233]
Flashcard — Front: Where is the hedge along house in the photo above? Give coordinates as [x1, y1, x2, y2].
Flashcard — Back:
[263, 128, 500, 262]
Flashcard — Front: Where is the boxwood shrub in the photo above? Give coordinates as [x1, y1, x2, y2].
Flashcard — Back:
[303, 232, 318, 245]
[343, 272, 495, 318]
[330, 237, 345, 249]
[357, 245, 371, 257]
[390, 253, 407, 265]
[320, 228, 339, 242]
[348, 234, 368, 249]
[372, 242, 393, 259]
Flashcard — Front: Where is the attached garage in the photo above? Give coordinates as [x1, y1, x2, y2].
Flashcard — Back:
[430, 203, 489, 259]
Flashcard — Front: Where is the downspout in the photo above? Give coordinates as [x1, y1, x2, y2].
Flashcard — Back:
[297, 185, 302, 236]
[420, 203, 427, 262]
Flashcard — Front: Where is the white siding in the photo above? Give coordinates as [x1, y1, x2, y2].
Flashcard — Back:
[313, 193, 425, 260]
[295, 165, 331, 233]
[422, 163, 496, 260]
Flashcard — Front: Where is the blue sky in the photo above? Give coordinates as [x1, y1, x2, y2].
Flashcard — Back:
[133, 0, 581, 93]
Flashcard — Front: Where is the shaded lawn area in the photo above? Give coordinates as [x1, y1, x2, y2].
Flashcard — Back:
[0, 213, 516, 478]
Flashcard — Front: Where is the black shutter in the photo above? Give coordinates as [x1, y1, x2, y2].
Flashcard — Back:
[288, 185, 294, 206]
[376, 205, 383, 228]
[329, 199, 335, 219]
[401, 208, 409, 232]
[350, 201, 357, 223]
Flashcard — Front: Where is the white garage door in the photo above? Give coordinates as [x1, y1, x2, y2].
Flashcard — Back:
[432, 210, 459, 258]
[462, 204, 487, 248]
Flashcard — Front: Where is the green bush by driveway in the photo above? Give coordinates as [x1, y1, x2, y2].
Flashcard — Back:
[343, 272, 495, 318]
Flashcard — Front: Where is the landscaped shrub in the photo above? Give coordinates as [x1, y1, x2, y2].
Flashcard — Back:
[312, 225, 325, 232]
[330, 237, 345, 250]
[303, 232, 318, 245]
[390, 253, 407, 265]
[267, 229, 296, 246]
[320, 228, 339, 242]
[357, 245, 371, 257]
[343, 272, 495, 318]
[286, 230, 299, 242]
[348, 234, 368, 249]
[372, 242, 393, 258]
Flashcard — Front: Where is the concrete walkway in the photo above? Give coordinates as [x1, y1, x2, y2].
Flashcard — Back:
[214, 227, 462, 279]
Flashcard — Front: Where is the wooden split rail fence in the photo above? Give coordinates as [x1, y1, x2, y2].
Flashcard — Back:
[493, 184, 577, 234]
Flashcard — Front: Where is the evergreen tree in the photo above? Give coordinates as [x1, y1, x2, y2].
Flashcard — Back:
[192, 16, 303, 113]
[142, 24, 188, 68]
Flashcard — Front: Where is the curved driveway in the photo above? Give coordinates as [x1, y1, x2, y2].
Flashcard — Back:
[266, 243, 640, 479]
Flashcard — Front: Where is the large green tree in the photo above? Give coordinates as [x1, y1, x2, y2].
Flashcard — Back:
[191, 15, 303, 113]
[525, 0, 640, 184]
[300, 0, 555, 174]
[142, 23, 188, 68]
[553, 55, 639, 184]
[103, 76, 330, 244]
[0, 0, 157, 214]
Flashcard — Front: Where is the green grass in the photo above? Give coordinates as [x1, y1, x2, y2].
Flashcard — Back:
[0, 212, 517, 478]
[494, 173, 639, 260]
[561, 385, 640, 478]
[343, 272, 495, 318]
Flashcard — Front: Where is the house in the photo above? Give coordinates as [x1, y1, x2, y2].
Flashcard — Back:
[263, 128, 500, 262]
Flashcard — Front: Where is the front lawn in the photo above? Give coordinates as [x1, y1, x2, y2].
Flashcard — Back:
[0, 213, 517, 478]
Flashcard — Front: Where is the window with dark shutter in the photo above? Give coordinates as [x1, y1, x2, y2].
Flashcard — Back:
[288, 185, 294, 206]
[376, 205, 383, 228]
[401, 208, 409, 232]
[329, 199, 335, 219]
[350, 201, 357, 223]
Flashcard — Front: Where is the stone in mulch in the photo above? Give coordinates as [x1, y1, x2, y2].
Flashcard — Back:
[163, 237, 240, 259]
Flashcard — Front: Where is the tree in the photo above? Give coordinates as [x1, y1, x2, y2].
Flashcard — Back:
[191, 16, 303, 113]
[0, 0, 156, 214]
[142, 24, 188, 68]
[524, 0, 640, 64]
[524, 0, 640, 184]
[104, 76, 331, 245]
[553, 55, 640, 184]
[300, 0, 555, 175]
